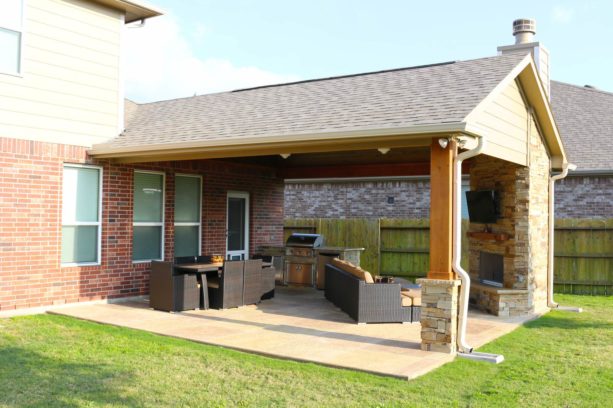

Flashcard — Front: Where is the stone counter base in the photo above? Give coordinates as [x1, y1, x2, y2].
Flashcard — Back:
[470, 283, 531, 317]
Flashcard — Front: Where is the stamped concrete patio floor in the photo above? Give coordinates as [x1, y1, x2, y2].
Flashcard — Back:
[52, 286, 536, 380]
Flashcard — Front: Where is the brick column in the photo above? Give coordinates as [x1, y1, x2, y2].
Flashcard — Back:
[417, 278, 461, 353]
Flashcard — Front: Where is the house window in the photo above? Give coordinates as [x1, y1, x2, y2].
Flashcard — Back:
[0, 0, 24, 75]
[133, 171, 165, 262]
[61, 164, 102, 265]
[174, 174, 202, 257]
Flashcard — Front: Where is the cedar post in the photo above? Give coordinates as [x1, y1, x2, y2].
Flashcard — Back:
[428, 138, 457, 280]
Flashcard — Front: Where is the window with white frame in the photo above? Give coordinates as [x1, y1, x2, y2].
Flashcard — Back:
[133, 171, 164, 262]
[174, 174, 202, 257]
[61, 164, 102, 265]
[0, 0, 24, 75]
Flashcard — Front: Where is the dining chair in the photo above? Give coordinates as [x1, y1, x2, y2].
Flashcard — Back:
[150, 261, 199, 312]
[242, 259, 263, 305]
[208, 260, 244, 309]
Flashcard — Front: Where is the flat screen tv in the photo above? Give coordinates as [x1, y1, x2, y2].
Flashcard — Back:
[465, 190, 499, 224]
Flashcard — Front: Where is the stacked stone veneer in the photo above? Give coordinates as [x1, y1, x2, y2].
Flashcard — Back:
[417, 279, 460, 353]
[468, 116, 551, 316]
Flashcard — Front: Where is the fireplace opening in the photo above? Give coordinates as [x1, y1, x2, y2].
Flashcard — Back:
[479, 251, 503, 287]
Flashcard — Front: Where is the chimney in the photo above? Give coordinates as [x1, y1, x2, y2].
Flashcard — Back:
[498, 18, 550, 100]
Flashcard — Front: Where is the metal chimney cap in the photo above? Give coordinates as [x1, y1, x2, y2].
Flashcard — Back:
[512, 18, 536, 44]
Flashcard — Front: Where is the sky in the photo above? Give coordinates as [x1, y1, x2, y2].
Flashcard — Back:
[124, 0, 613, 103]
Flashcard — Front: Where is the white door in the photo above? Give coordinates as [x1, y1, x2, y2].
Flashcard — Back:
[226, 191, 249, 260]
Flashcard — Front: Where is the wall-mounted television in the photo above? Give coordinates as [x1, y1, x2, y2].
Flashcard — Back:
[465, 190, 500, 224]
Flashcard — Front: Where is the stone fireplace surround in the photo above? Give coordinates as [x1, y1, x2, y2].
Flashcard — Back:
[467, 140, 550, 316]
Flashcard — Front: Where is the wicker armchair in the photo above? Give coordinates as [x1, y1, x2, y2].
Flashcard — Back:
[252, 254, 276, 300]
[324, 264, 412, 323]
[149, 261, 199, 312]
[242, 259, 263, 305]
[208, 260, 244, 309]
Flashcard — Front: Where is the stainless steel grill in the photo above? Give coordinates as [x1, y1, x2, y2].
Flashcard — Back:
[284, 233, 323, 286]
[285, 233, 323, 248]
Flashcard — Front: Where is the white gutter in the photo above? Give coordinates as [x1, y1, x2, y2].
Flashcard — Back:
[548, 163, 583, 312]
[452, 136, 504, 364]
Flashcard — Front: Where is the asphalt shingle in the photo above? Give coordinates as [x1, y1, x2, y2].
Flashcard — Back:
[106, 53, 528, 150]
[551, 81, 613, 171]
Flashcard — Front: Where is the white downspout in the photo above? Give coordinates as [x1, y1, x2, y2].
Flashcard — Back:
[452, 136, 504, 363]
[548, 163, 583, 312]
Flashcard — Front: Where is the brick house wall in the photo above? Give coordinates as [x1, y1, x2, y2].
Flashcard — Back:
[285, 179, 431, 219]
[284, 176, 612, 220]
[555, 176, 613, 218]
[0, 137, 284, 311]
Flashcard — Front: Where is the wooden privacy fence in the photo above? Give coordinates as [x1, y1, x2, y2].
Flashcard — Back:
[283, 218, 469, 282]
[554, 219, 613, 295]
[283, 218, 613, 295]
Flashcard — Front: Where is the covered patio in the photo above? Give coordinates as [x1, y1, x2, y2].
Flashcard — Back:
[76, 51, 569, 360]
[51, 286, 536, 380]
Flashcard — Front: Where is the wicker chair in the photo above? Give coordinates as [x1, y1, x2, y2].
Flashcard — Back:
[260, 265, 276, 300]
[242, 259, 263, 305]
[174, 256, 197, 265]
[324, 264, 412, 323]
[149, 261, 199, 312]
[252, 254, 276, 300]
[208, 260, 244, 309]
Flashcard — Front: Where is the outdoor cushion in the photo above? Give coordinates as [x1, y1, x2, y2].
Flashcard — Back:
[400, 294, 413, 307]
[401, 288, 421, 298]
[330, 258, 374, 283]
[401, 288, 422, 306]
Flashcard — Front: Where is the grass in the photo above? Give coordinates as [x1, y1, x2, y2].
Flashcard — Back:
[0, 294, 611, 407]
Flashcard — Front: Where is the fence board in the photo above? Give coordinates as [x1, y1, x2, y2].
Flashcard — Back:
[282, 218, 613, 294]
[553, 218, 613, 295]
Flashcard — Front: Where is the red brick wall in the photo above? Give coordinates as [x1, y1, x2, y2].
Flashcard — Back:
[0, 137, 284, 311]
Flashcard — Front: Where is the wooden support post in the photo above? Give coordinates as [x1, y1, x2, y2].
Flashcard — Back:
[428, 138, 457, 280]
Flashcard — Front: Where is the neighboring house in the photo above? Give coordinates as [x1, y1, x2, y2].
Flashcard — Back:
[1, 2, 567, 332]
[550, 81, 613, 218]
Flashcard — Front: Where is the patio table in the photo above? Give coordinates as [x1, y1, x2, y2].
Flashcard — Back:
[174, 263, 224, 310]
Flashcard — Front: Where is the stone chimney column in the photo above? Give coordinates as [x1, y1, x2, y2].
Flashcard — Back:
[498, 19, 550, 100]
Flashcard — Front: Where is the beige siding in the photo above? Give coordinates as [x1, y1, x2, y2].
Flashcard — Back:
[468, 79, 529, 166]
[0, 0, 122, 147]
[537, 46, 550, 98]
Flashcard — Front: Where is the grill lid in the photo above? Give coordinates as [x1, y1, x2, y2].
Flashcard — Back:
[285, 233, 323, 248]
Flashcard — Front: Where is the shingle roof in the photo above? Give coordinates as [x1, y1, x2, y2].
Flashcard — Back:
[550, 81, 613, 171]
[105, 53, 527, 150]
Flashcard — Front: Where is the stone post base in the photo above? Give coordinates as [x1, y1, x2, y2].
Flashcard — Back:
[416, 278, 461, 354]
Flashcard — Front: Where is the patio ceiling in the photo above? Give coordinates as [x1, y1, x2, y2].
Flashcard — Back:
[225, 146, 471, 179]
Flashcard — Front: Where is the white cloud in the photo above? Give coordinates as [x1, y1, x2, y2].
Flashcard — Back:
[124, 17, 299, 103]
[552, 5, 574, 24]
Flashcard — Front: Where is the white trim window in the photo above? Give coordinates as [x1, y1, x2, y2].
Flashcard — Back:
[61, 164, 103, 266]
[174, 174, 202, 257]
[0, 0, 24, 75]
[132, 171, 165, 262]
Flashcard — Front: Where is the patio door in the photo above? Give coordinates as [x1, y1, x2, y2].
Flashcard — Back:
[226, 191, 249, 260]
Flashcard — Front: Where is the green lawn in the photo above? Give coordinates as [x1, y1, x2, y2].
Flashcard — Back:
[1, 295, 611, 407]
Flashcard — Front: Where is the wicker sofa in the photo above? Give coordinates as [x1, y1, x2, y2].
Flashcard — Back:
[324, 259, 420, 324]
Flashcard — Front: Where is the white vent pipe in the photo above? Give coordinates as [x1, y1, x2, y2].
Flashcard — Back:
[452, 136, 504, 363]
[548, 163, 582, 312]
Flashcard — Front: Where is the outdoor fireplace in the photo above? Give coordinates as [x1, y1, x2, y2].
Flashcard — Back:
[478, 252, 503, 287]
